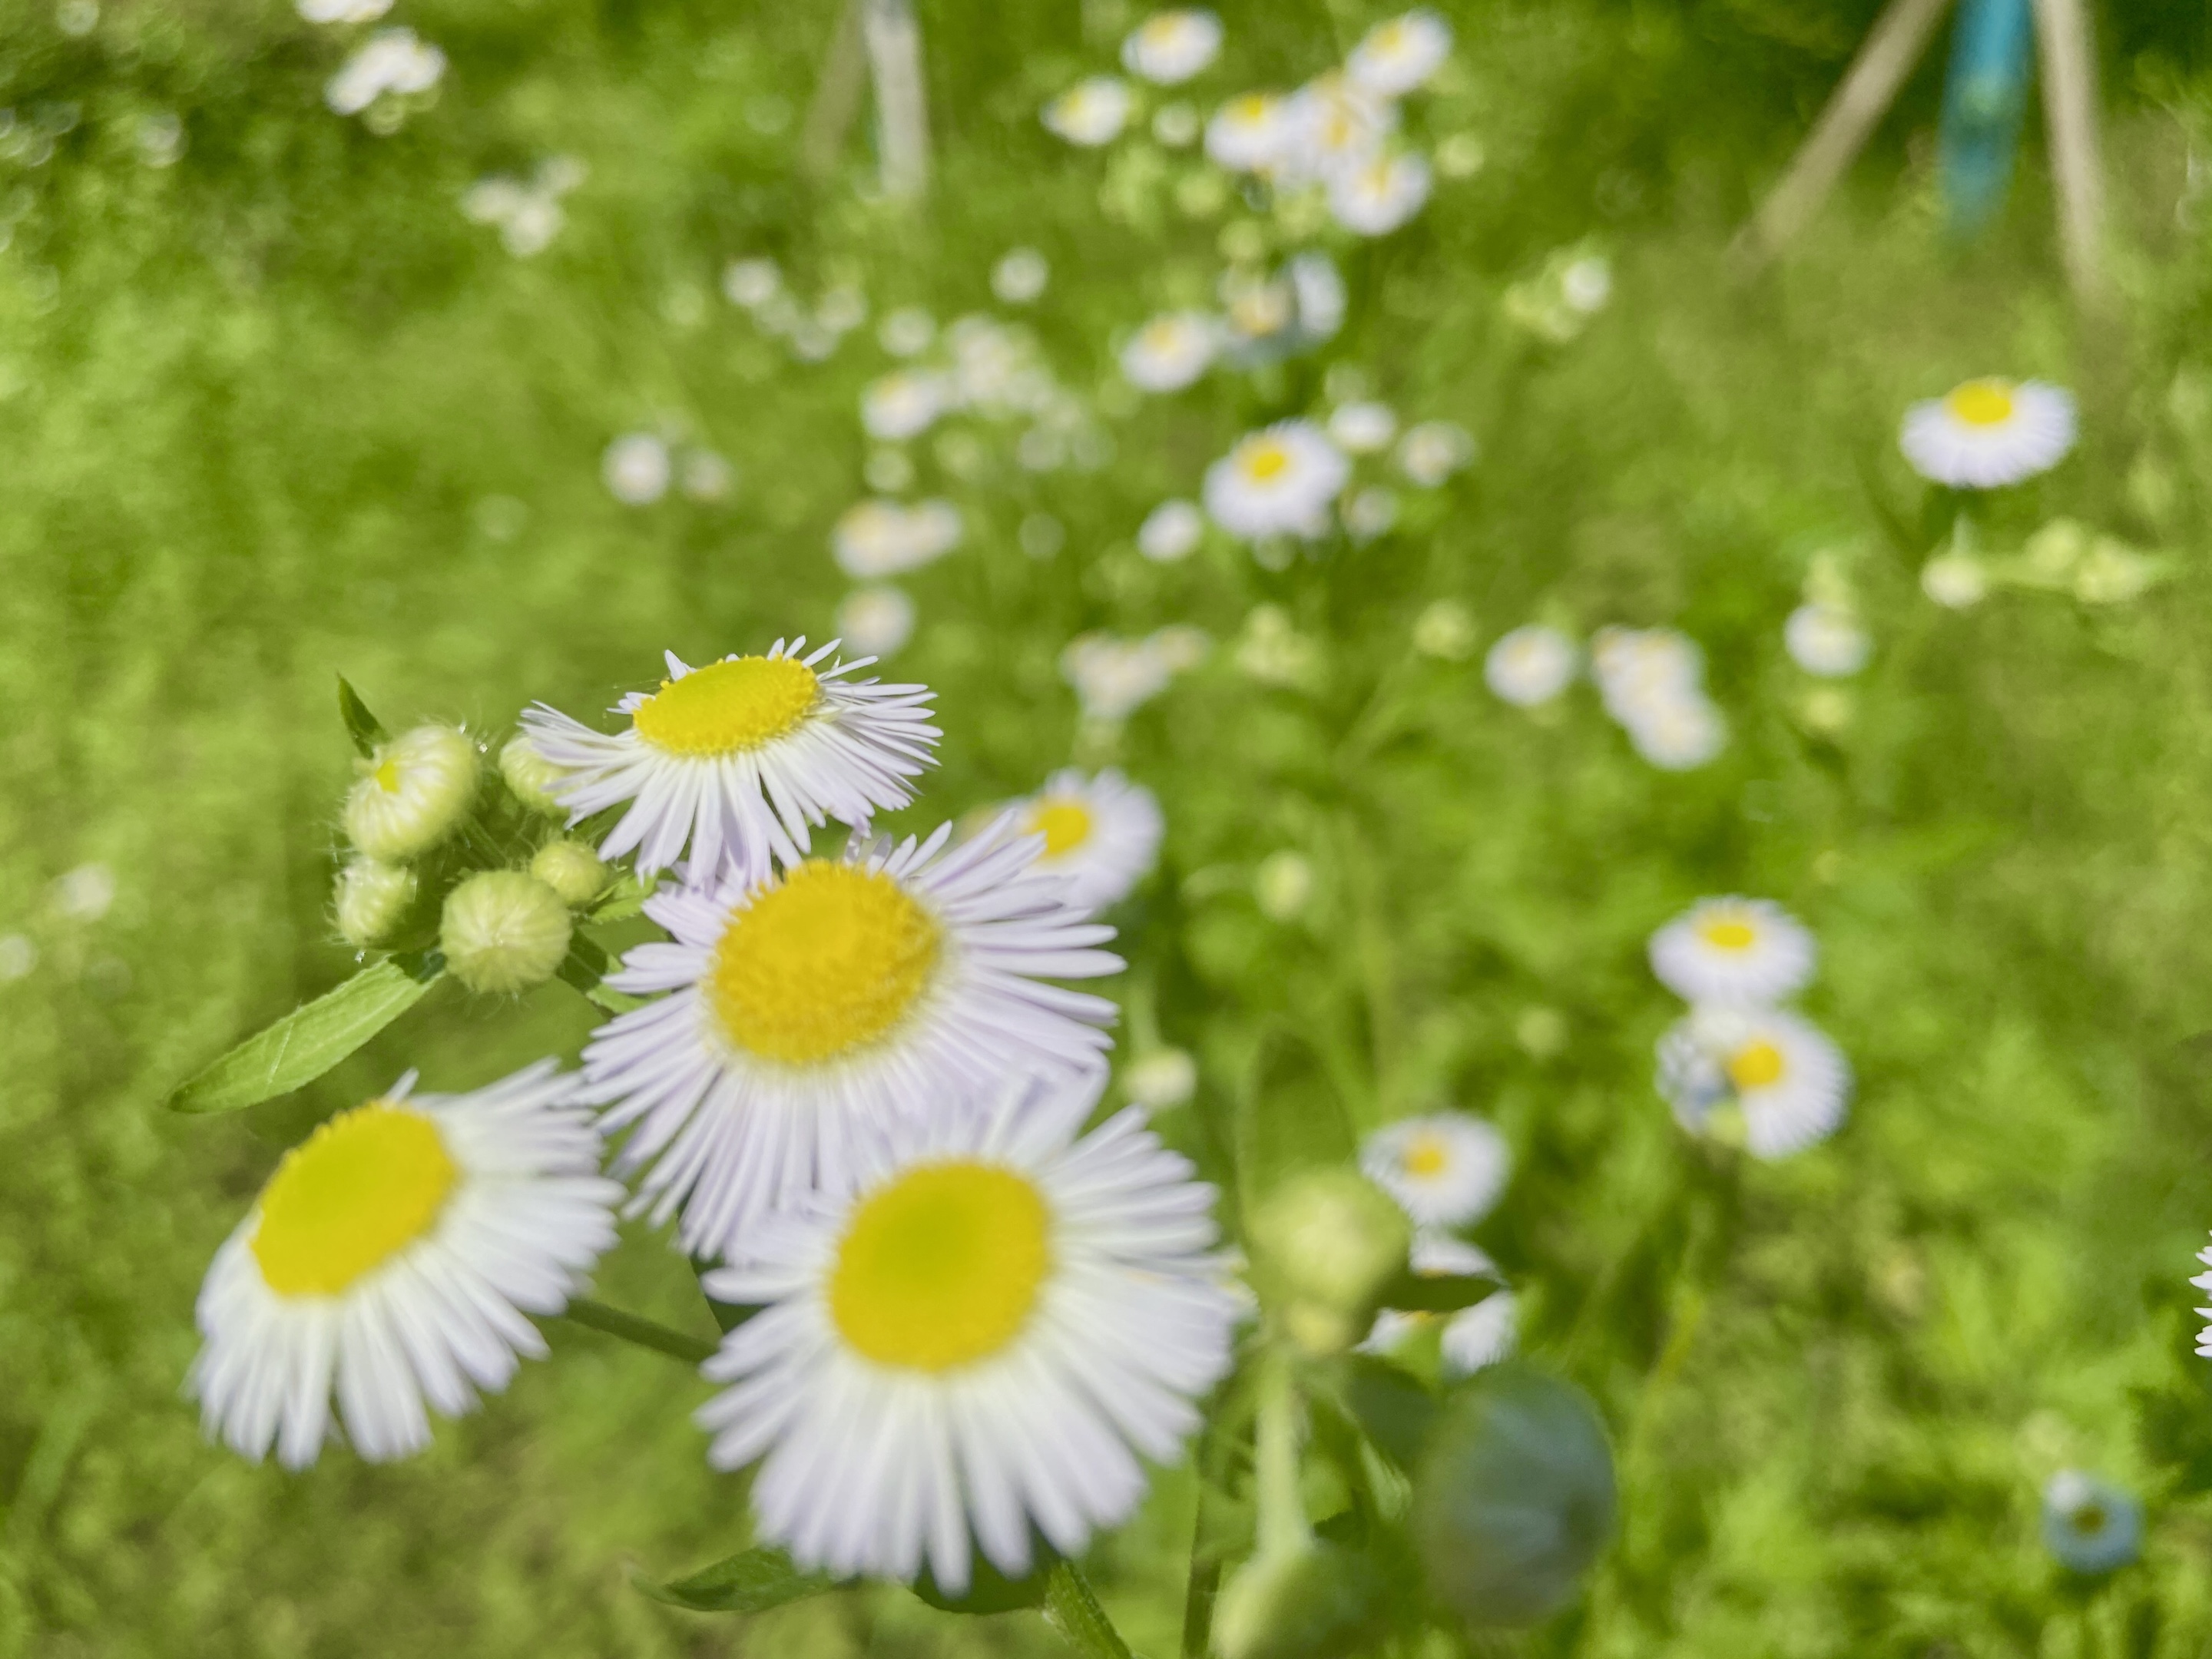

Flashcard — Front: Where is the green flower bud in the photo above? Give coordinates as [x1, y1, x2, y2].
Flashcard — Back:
[343, 724, 481, 861]
[439, 871, 572, 995]
[498, 733, 569, 818]
[333, 858, 417, 949]
[1213, 1542, 1385, 1659]
[1247, 1168, 1411, 1353]
[528, 839, 608, 908]
[1411, 1365, 1617, 1628]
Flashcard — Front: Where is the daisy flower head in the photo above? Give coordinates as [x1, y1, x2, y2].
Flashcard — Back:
[695, 1068, 1237, 1593]
[1347, 9, 1453, 98]
[1621, 691, 1728, 772]
[603, 432, 672, 505]
[1361, 1235, 1516, 1377]
[189, 1061, 620, 1468]
[2041, 1472, 2142, 1575]
[1121, 8, 1223, 84]
[1784, 603, 1871, 677]
[1590, 626, 1701, 720]
[1044, 77, 1132, 147]
[1329, 150, 1430, 235]
[581, 821, 1122, 1259]
[860, 370, 945, 442]
[831, 498, 964, 578]
[1485, 625, 1578, 708]
[1360, 1111, 1511, 1230]
[1327, 400, 1398, 454]
[1012, 768, 1165, 912]
[992, 247, 1051, 306]
[1137, 498, 1205, 562]
[1120, 311, 1220, 393]
[1396, 419, 1474, 486]
[343, 723, 481, 863]
[300, 0, 392, 22]
[1899, 378, 2076, 488]
[1206, 91, 1293, 174]
[1203, 419, 1349, 541]
[518, 641, 939, 886]
[836, 585, 917, 659]
[1656, 1004, 1850, 1160]
[1282, 74, 1396, 184]
[325, 27, 445, 118]
[1648, 896, 1816, 1005]
[1061, 632, 1185, 722]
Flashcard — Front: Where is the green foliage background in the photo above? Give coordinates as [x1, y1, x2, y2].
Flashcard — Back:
[12, 0, 2212, 1653]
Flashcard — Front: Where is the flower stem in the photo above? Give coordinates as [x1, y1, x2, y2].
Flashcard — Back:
[1252, 1353, 1310, 1561]
[1043, 1561, 1134, 1659]
[558, 1296, 718, 1366]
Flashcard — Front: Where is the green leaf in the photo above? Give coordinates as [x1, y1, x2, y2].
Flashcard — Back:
[1041, 1562, 1134, 1658]
[1234, 1027, 1358, 1216]
[165, 953, 442, 1114]
[631, 1546, 843, 1614]
[337, 674, 388, 758]
[1374, 1270, 1500, 1316]
[589, 870, 651, 924]
[912, 1550, 1056, 1614]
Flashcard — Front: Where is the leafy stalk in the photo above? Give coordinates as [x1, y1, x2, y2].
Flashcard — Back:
[558, 1296, 718, 1366]
[1043, 1561, 1135, 1659]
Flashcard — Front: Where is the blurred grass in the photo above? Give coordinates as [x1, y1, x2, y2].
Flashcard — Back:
[10, 0, 2212, 1654]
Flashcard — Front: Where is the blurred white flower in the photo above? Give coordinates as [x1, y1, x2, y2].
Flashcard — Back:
[1623, 692, 1728, 771]
[1783, 604, 1870, 677]
[1126, 1047, 1198, 1108]
[722, 257, 781, 310]
[680, 449, 734, 502]
[1120, 311, 1218, 392]
[1485, 625, 1578, 707]
[816, 285, 868, 334]
[1899, 378, 2076, 489]
[1343, 486, 1398, 541]
[1204, 420, 1348, 540]
[1330, 151, 1431, 235]
[860, 370, 945, 442]
[835, 585, 917, 657]
[1346, 8, 1453, 98]
[1920, 551, 1988, 608]
[1121, 9, 1223, 84]
[832, 498, 964, 578]
[602, 433, 671, 505]
[1205, 91, 1293, 173]
[1657, 1003, 1850, 1160]
[0, 933, 36, 982]
[1012, 768, 1164, 912]
[1396, 419, 1474, 485]
[325, 28, 444, 118]
[1061, 631, 1196, 721]
[1152, 101, 1201, 147]
[1561, 253, 1613, 313]
[863, 447, 916, 493]
[1362, 1111, 1509, 1229]
[992, 247, 1050, 305]
[299, 0, 392, 22]
[1412, 598, 1478, 661]
[1137, 499, 1205, 562]
[878, 305, 935, 356]
[1327, 400, 1398, 454]
[1649, 897, 1816, 1005]
[1360, 1237, 1518, 1378]
[1282, 74, 1395, 186]
[54, 863, 115, 922]
[1044, 78, 1132, 147]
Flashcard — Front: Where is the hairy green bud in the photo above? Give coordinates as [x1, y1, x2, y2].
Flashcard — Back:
[529, 839, 608, 907]
[440, 870, 572, 994]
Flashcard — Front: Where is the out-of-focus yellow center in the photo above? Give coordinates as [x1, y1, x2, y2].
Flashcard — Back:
[1727, 1040, 1786, 1091]
[1402, 1134, 1450, 1178]
[1144, 319, 1185, 351]
[632, 656, 819, 758]
[707, 861, 941, 1064]
[1945, 379, 2016, 428]
[1141, 14, 1184, 48]
[1376, 18, 1411, 51]
[1024, 799, 1094, 859]
[251, 1104, 457, 1297]
[829, 1161, 1051, 1371]
[1243, 441, 1292, 482]
[1227, 93, 1272, 127]
[1697, 917, 1758, 951]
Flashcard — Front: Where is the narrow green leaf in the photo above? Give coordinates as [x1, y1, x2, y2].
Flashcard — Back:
[1375, 1270, 1500, 1315]
[589, 871, 651, 924]
[165, 956, 442, 1114]
[336, 674, 389, 758]
[557, 1297, 717, 1366]
[632, 1546, 843, 1614]
[1235, 1027, 1357, 1216]
[1042, 1562, 1134, 1659]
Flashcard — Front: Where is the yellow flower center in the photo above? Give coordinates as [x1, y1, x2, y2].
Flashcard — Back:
[250, 1104, 459, 1298]
[1024, 799, 1094, 859]
[1402, 1134, 1450, 1178]
[631, 656, 820, 758]
[1697, 917, 1758, 951]
[1141, 15, 1183, 48]
[373, 757, 402, 792]
[1376, 19, 1409, 51]
[1227, 93, 1272, 127]
[1727, 1039, 1786, 1091]
[1945, 379, 2016, 428]
[707, 861, 942, 1065]
[829, 1161, 1052, 1371]
[1243, 441, 1292, 482]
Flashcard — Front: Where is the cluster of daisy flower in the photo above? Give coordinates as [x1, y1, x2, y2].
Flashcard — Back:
[599, 429, 735, 508]
[720, 255, 870, 363]
[460, 155, 586, 259]
[1501, 243, 1615, 343]
[1358, 1111, 1517, 1376]
[1647, 897, 1851, 1160]
[1481, 623, 1727, 771]
[315, 12, 445, 131]
[1060, 624, 1210, 723]
[1190, 402, 1472, 561]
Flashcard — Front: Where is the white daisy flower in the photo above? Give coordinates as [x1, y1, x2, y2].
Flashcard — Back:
[1656, 1004, 1851, 1160]
[189, 1061, 621, 1469]
[992, 247, 1051, 305]
[581, 823, 1122, 1259]
[1282, 74, 1396, 185]
[860, 371, 945, 442]
[723, 257, 781, 310]
[1326, 400, 1398, 454]
[695, 1069, 1238, 1594]
[343, 724, 481, 863]
[1125, 1046, 1198, 1108]
[1012, 769, 1165, 912]
[1137, 498, 1205, 562]
[1647, 896, 1816, 1005]
[1205, 91, 1293, 174]
[1346, 9, 1453, 98]
[1920, 551, 1989, 609]
[1360, 1236, 1515, 1377]
[1360, 1111, 1510, 1230]
[1061, 633, 1182, 721]
[1330, 151, 1432, 235]
[1621, 691, 1728, 771]
[1783, 603, 1871, 677]
[1120, 312, 1219, 392]
[836, 585, 916, 658]
[324, 27, 444, 117]
[1589, 626, 1703, 720]
[1203, 420, 1349, 541]
[300, 0, 393, 22]
[1485, 624, 1578, 707]
[1561, 253, 1613, 313]
[1899, 378, 2077, 488]
[831, 498, 964, 578]
[603, 432, 672, 505]
[1396, 419, 1474, 485]
[1044, 77, 1132, 147]
[519, 641, 939, 886]
[1121, 9, 1223, 84]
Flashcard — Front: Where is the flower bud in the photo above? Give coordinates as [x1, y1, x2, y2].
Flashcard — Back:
[528, 839, 608, 908]
[1126, 1046, 1197, 1109]
[333, 858, 418, 949]
[1246, 1168, 1410, 1355]
[498, 733, 569, 818]
[1411, 1366, 1617, 1628]
[439, 871, 572, 994]
[343, 724, 481, 861]
[1213, 1542, 1385, 1659]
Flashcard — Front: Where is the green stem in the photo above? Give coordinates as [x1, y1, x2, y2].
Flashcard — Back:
[558, 1296, 718, 1365]
[1043, 1561, 1134, 1659]
[1252, 1353, 1310, 1560]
